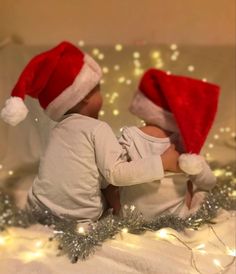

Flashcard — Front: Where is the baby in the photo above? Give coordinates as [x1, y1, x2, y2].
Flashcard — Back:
[116, 69, 220, 219]
[0, 42, 181, 222]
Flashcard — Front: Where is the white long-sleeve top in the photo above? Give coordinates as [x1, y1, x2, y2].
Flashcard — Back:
[119, 126, 216, 219]
[28, 114, 165, 221]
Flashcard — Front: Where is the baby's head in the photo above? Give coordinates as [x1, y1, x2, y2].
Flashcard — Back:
[129, 68, 220, 154]
[66, 84, 103, 119]
[1, 41, 102, 126]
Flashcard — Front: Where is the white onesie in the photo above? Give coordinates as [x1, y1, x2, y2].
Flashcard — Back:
[119, 126, 216, 220]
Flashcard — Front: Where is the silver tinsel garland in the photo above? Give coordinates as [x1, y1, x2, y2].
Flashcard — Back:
[0, 173, 235, 263]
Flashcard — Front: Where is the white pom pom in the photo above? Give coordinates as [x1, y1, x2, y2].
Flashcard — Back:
[178, 153, 203, 175]
[1, 97, 28, 126]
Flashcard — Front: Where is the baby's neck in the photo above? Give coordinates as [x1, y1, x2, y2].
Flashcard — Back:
[140, 124, 173, 138]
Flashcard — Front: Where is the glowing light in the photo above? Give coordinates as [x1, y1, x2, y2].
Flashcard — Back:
[114, 65, 120, 71]
[170, 44, 178, 50]
[0, 164, 3, 170]
[78, 227, 85, 234]
[133, 52, 140, 59]
[8, 170, 14, 176]
[227, 248, 236, 256]
[118, 76, 125, 83]
[102, 67, 109, 74]
[35, 240, 43, 248]
[113, 109, 120, 116]
[188, 65, 195, 72]
[171, 55, 178, 61]
[105, 93, 110, 98]
[208, 143, 214, 148]
[166, 71, 171, 75]
[155, 61, 164, 68]
[231, 132, 236, 137]
[0, 236, 7, 246]
[34, 118, 39, 122]
[213, 134, 219, 139]
[202, 78, 207, 82]
[98, 53, 104, 60]
[213, 169, 225, 177]
[134, 68, 143, 76]
[99, 110, 105, 117]
[115, 44, 123, 51]
[92, 48, 100, 56]
[109, 92, 119, 104]
[20, 250, 44, 262]
[151, 51, 160, 59]
[100, 79, 105, 84]
[225, 127, 231, 132]
[130, 205, 135, 211]
[126, 79, 132, 85]
[213, 259, 222, 268]
[219, 127, 225, 132]
[133, 59, 141, 67]
[122, 228, 128, 233]
[78, 40, 85, 47]
[157, 229, 168, 238]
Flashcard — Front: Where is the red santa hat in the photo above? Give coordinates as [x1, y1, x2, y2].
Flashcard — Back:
[130, 69, 220, 174]
[1, 41, 102, 126]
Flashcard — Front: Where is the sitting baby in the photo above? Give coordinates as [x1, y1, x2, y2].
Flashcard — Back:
[107, 69, 220, 220]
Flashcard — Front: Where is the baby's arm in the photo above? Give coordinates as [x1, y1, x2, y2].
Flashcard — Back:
[94, 123, 173, 186]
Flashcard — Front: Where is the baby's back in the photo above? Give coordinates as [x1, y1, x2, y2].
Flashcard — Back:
[28, 114, 105, 221]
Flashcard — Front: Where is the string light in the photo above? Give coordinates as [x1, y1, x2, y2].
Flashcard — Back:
[122, 228, 128, 233]
[118, 76, 125, 83]
[113, 65, 120, 71]
[92, 48, 100, 56]
[34, 118, 39, 122]
[78, 40, 85, 47]
[102, 67, 109, 74]
[188, 65, 195, 72]
[77, 226, 85, 234]
[151, 51, 160, 59]
[170, 44, 178, 50]
[113, 109, 119, 116]
[8, 170, 14, 176]
[202, 78, 207, 82]
[0, 164, 3, 170]
[98, 53, 104, 60]
[115, 44, 123, 51]
[99, 110, 105, 117]
[133, 52, 140, 59]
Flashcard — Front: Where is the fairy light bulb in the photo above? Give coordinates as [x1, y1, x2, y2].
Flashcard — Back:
[113, 109, 119, 116]
[208, 143, 214, 149]
[0, 236, 6, 246]
[8, 170, 14, 176]
[98, 53, 104, 60]
[78, 226, 85, 234]
[114, 65, 120, 71]
[188, 65, 195, 72]
[213, 259, 222, 268]
[118, 76, 125, 83]
[0, 164, 3, 170]
[157, 229, 168, 238]
[78, 40, 85, 47]
[102, 67, 109, 74]
[170, 44, 178, 50]
[202, 78, 207, 82]
[122, 228, 128, 233]
[99, 110, 105, 117]
[92, 48, 100, 56]
[133, 52, 140, 59]
[214, 134, 219, 139]
[115, 44, 123, 51]
[151, 51, 160, 59]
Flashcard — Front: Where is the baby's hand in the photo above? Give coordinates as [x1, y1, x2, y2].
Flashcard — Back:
[161, 144, 181, 173]
[102, 185, 121, 215]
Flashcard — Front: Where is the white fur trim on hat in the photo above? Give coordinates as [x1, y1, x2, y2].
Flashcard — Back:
[45, 54, 102, 121]
[1, 96, 28, 126]
[178, 153, 204, 175]
[129, 91, 179, 133]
